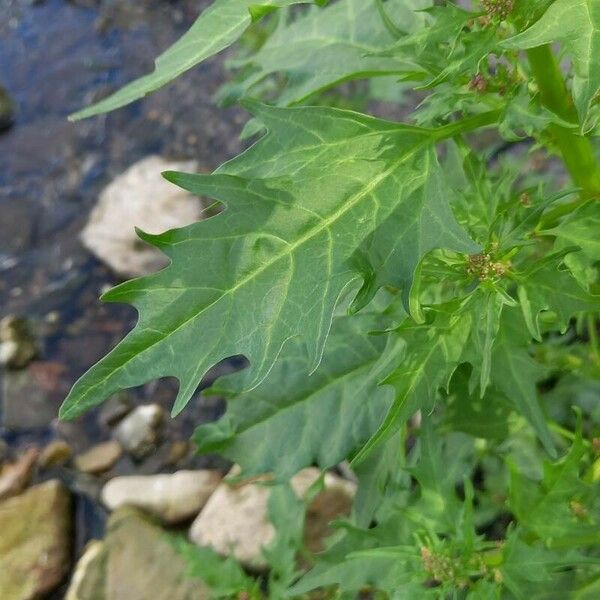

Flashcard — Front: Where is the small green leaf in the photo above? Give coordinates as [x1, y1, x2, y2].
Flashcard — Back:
[517, 253, 600, 341]
[502, 0, 600, 126]
[509, 424, 600, 548]
[490, 309, 556, 456]
[219, 0, 428, 107]
[353, 302, 472, 463]
[70, 0, 326, 119]
[549, 201, 600, 261]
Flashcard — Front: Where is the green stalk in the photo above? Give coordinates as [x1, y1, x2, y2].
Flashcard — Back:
[432, 110, 502, 141]
[526, 45, 600, 196]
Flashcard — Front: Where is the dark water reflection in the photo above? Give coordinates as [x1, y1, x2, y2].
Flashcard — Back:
[0, 0, 245, 454]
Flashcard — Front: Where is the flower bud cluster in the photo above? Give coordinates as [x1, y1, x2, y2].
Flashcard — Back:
[481, 0, 514, 20]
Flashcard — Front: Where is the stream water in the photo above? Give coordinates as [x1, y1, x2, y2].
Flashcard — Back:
[0, 0, 248, 446]
[1, 1, 248, 574]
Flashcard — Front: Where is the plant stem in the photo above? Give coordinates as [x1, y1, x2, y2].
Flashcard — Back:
[526, 45, 600, 196]
[432, 110, 502, 141]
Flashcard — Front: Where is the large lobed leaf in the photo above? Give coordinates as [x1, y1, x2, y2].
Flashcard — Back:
[70, 0, 328, 120]
[60, 102, 477, 420]
[194, 313, 400, 479]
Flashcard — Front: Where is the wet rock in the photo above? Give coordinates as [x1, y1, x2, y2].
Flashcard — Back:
[189, 467, 355, 569]
[75, 441, 123, 474]
[102, 469, 221, 524]
[65, 540, 106, 600]
[113, 404, 164, 459]
[0, 480, 71, 599]
[80, 156, 203, 278]
[0, 315, 38, 369]
[0, 439, 8, 465]
[167, 440, 190, 466]
[1, 367, 58, 430]
[39, 439, 73, 469]
[0, 447, 39, 500]
[99, 393, 132, 428]
[65, 507, 210, 600]
[0, 85, 15, 131]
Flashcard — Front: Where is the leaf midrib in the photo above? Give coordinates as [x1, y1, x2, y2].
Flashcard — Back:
[64, 137, 431, 414]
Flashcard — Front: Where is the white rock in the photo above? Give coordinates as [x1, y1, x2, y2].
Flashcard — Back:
[189, 466, 355, 569]
[113, 404, 164, 459]
[81, 155, 203, 277]
[102, 470, 222, 524]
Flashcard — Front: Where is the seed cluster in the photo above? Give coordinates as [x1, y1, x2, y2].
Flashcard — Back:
[469, 73, 488, 94]
[420, 547, 469, 589]
[481, 0, 514, 20]
[570, 500, 589, 520]
[467, 253, 508, 280]
[420, 546, 502, 589]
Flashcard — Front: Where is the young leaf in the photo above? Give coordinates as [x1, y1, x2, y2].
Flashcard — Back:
[443, 364, 513, 441]
[509, 426, 600, 548]
[381, 4, 497, 89]
[549, 201, 600, 261]
[70, 0, 327, 120]
[193, 313, 401, 479]
[502, 0, 600, 126]
[517, 254, 600, 341]
[219, 0, 427, 107]
[175, 539, 260, 598]
[489, 309, 555, 456]
[60, 102, 477, 420]
[353, 303, 472, 463]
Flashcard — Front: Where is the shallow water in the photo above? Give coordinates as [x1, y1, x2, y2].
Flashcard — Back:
[0, 0, 245, 455]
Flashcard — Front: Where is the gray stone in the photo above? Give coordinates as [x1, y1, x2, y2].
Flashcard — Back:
[0, 316, 38, 369]
[65, 507, 210, 600]
[0, 480, 72, 599]
[113, 404, 165, 459]
[102, 470, 221, 524]
[75, 441, 123, 474]
[80, 156, 204, 278]
[1, 368, 59, 430]
[98, 393, 132, 428]
[189, 467, 355, 570]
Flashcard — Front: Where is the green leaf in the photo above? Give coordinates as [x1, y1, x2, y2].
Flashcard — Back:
[60, 102, 477, 420]
[443, 364, 513, 441]
[219, 0, 428, 106]
[502, 0, 600, 126]
[353, 302, 472, 463]
[470, 289, 505, 396]
[70, 0, 327, 120]
[288, 522, 425, 597]
[509, 425, 600, 548]
[489, 309, 556, 456]
[193, 313, 400, 479]
[518, 253, 600, 341]
[549, 201, 600, 261]
[500, 532, 596, 600]
[175, 539, 260, 598]
[381, 4, 497, 89]
[264, 482, 308, 596]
